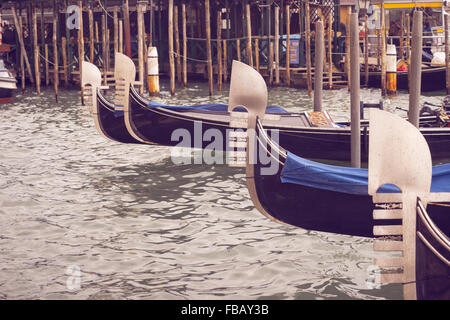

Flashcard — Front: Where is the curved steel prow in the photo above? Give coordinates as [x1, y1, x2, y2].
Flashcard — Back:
[81, 61, 103, 114]
[114, 52, 136, 108]
[228, 60, 267, 127]
[368, 109, 432, 196]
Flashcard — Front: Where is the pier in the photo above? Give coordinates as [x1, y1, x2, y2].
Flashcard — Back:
[0, 0, 449, 98]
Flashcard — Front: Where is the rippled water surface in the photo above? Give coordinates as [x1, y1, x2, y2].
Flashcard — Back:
[0, 82, 445, 300]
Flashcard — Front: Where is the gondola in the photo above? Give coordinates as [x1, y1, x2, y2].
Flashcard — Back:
[108, 53, 450, 162]
[362, 65, 446, 92]
[367, 111, 449, 300]
[230, 60, 450, 238]
[81, 61, 145, 144]
[0, 59, 16, 103]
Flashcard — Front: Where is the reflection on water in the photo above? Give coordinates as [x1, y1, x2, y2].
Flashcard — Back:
[0, 82, 445, 299]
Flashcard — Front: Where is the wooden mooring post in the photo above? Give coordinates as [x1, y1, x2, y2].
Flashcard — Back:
[182, 3, 187, 87]
[409, 10, 423, 128]
[305, 1, 312, 95]
[78, 1, 84, 103]
[246, 3, 253, 67]
[274, 6, 279, 85]
[168, 0, 175, 95]
[32, 7, 40, 95]
[205, 0, 213, 96]
[137, 1, 145, 95]
[217, 12, 223, 91]
[446, 14, 450, 94]
[174, 5, 181, 85]
[350, 12, 361, 169]
[380, 0, 387, 96]
[313, 20, 324, 112]
[11, 6, 33, 84]
[53, 12, 59, 102]
[285, 4, 290, 86]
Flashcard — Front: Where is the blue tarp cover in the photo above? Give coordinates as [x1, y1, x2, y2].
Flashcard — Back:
[148, 101, 288, 113]
[114, 102, 288, 117]
[280, 152, 450, 195]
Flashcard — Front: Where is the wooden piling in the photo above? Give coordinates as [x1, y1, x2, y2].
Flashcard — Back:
[380, 0, 387, 96]
[45, 44, 49, 86]
[89, 7, 94, 62]
[274, 6, 279, 85]
[53, 14, 59, 102]
[217, 12, 222, 91]
[62, 37, 68, 88]
[102, 14, 107, 82]
[11, 6, 34, 83]
[328, 13, 333, 90]
[400, 13, 404, 60]
[285, 4, 290, 86]
[364, 14, 369, 87]
[313, 21, 324, 112]
[406, 14, 411, 61]
[148, 46, 160, 96]
[236, 39, 241, 62]
[223, 40, 228, 82]
[205, 0, 213, 96]
[269, 41, 274, 85]
[19, 17, 25, 91]
[113, 6, 119, 54]
[350, 13, 361, 169]
[182, 3, 187, 87]
[123, 0, 131, 57]
[305, 1, 312, 95]
[168, 0, 175, 95]
[345, 6, 351, 91]
[445, 14, 449, 94]
[254, 38, 260, 73]
[137, 1, 145, 94]
[32, 7, 40, 94]
[78, 1, 84, 103]
[174, 5, 181, 85]
[409, 10, 423, 128]
[246, 4, 253, 67]
[119, 20, 123, 53]
[95, 21, 99, 44]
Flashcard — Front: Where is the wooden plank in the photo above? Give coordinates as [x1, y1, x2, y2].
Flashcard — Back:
[380, 273, 404, 284]
[374, 257, 404, 268]
[373, 225, 403, 236]
[372, 209, 403, 220]
[373, 240, 403, 251]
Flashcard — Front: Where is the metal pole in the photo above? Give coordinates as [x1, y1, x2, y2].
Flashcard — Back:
[313, 20, 323, 112]
[350, 12, 360, 169]
[408, 10, 423, 128]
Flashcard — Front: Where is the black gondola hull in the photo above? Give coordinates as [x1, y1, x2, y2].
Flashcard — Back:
[128, 88, 450, 162]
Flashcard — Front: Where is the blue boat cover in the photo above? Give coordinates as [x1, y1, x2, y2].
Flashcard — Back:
[148, 101, 288, 113]
[280, 152, 450, 195]
[114, 102, 288, 117]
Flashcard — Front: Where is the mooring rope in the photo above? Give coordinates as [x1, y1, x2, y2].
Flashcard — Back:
[38, 52, 78, 69]
[97, 0, 115, 19]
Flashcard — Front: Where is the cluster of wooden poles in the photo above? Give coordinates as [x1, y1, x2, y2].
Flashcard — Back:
[166, 0, 339, 97]
[345, 9, 426, 169]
